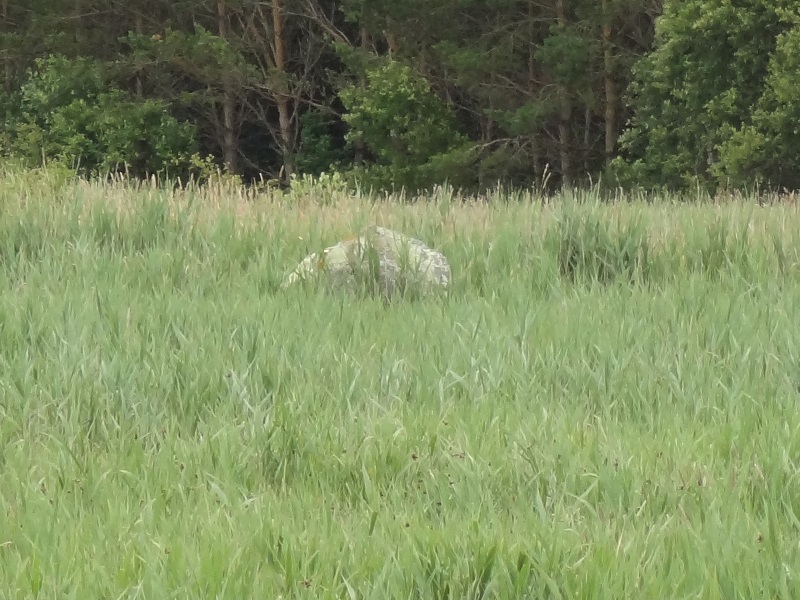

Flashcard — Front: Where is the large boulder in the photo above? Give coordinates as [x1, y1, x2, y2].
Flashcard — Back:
[280, 225, 451, 299]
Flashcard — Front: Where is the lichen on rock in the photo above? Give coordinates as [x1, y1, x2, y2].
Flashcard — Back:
[281, 225, 451, 299]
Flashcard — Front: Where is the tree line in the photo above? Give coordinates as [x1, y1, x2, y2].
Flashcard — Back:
[1, 1, 798, 194]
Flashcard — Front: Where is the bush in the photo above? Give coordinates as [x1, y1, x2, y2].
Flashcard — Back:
[339, 58, 476, 194]
[2, 55, 198, 179]
[712, 18, 800, 191]
[614, 0, 796, 192]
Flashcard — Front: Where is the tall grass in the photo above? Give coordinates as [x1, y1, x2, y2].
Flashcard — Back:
[1, 165, 800, 598]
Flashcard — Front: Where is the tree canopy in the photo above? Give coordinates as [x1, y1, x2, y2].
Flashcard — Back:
[1, 0, 798, 194]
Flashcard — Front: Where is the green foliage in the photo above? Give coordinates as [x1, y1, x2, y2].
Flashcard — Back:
[284, 170, 352, 205]
[433, 27, 559, 189]
[339, 59, 476, 194]
[4, 0, 798, 193]
[535, 24, 598, 91]
[295, 110, 346, 176]
[614, 0, 796, 191]
[713, 17, 800, 191]
[122, 26, 258, 104]
[2, 55, 198, 178]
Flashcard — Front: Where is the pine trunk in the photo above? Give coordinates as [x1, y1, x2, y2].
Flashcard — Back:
[217, 0, 239, 174]
[273, 0, 295, 182]
[555, 0, 572, 187]
[602, 0, 618, 165]
[1, 0, 9, 92]
[352, 27, 371, 166]
[74, 0, 83, 47]
[135, 10, 144, 97]
[528, 1, 543, 182]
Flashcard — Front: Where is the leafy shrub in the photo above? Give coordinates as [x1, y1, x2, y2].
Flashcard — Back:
[284, 171, 352, 206]
[613, 0, 796, 192]
[712, 17, 800, 191]
[339, 59, 476, 194]
[2, 55, 198, 179]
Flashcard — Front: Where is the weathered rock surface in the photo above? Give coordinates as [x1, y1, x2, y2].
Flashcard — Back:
[281, 225, 451, 299]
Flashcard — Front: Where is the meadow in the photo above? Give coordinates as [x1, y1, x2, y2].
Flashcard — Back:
[1, 166, 800, 598]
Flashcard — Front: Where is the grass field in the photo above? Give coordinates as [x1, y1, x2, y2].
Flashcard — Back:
[1, 167, 800, 598]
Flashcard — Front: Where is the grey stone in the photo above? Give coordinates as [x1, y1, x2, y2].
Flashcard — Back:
[281, 225, 451, 299]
